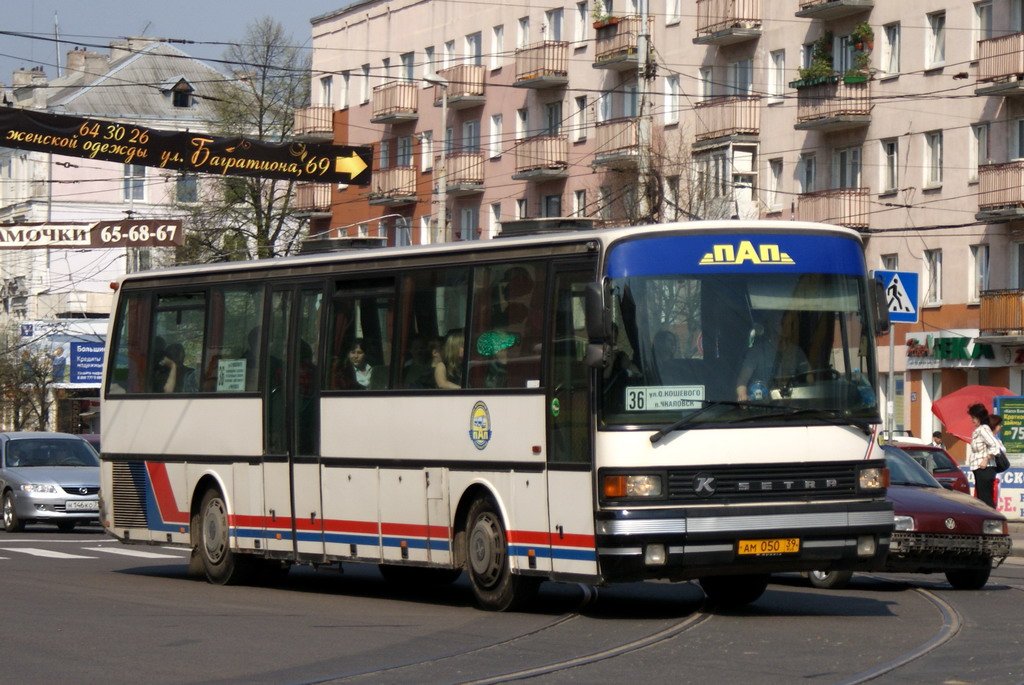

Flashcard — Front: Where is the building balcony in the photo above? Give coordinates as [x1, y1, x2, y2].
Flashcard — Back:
[514, 41, 569, 88]
[434, 64, 486, 109]
[593, 117, 639, 167]
[794, 187, 869, 229]
[980, 290, 1024, 336]
[370, 81, 419, 124]
[693, 96, 760, 145]
[593, 15, 652, 71]
[294, 182, 332, 217]
[511, 135, 568, 180]
[976, 161, 1024, 222]
[293, 106, 334, 142]
[793, 76, 871, 132]
[440, 151, 485, 195]
[368, 166, 418, 206]
[795, 0, 873, 20]
[976, 33, 1024, 96]
[694, 0, 762, 45]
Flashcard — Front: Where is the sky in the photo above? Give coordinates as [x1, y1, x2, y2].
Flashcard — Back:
[0, 0, 348, 84]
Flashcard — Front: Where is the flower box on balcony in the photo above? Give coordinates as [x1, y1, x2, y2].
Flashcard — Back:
[593, 16, 621, 28]
[789, 74, 839, 89]
[843, 74, 869, 84]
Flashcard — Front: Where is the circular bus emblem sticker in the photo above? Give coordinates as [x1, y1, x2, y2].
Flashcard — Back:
[469, 401, 492, 450]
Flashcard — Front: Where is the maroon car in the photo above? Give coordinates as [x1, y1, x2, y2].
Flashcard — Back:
[893, 441, 971, 494]
[810, 446, 1010, 590]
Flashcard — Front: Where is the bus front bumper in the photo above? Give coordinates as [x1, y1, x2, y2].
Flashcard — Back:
[595, 500, 893, 582]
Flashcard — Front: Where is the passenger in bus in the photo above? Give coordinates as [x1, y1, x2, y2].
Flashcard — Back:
[158, 343, 198, 393]
[735, 312, 810, 402]
[346, 339, 374, 388]
[477, 329, 520, 388]
[435, 329, 464, 389]
[402, 336, 437, 388]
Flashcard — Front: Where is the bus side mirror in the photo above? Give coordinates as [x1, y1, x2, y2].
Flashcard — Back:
[872, 278, 891, 335]
[584, 282, 611, 368]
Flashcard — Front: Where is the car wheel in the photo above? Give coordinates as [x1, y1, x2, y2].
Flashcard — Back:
[808, 569, 853, 590]
[3, 491, 24, 532]
[464, 497, 539, 611]
[699, 574, 770, 608]
[196, 489, 251, 585]
[945, 567, 991, 590]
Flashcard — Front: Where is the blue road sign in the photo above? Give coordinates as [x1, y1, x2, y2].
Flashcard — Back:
[873, 270, 919, 324]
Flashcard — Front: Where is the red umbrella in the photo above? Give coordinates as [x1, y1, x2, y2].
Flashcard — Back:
[930, 385, 1014, 442]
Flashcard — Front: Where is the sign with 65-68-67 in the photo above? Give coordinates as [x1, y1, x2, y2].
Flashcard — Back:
[0, 220, 182, 249]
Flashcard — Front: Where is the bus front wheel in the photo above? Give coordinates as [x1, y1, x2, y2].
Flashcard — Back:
[196, 489, 249, 585]
[465, 498, 539, 611]
[699, 574, 769, 608]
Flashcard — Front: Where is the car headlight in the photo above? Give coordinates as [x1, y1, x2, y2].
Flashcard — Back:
[894, 515, 916, 531]
[20, 483, 58, 494]
[603, 474, 663, 498]
[858, 466, 889, 492]
[983, 519, 1007, 535]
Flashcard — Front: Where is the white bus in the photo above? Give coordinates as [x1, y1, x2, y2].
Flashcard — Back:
[100, 220, 893, 610]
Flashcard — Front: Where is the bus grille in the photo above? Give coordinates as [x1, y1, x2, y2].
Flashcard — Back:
[111, 461, 149, 528]
[666, 461, 860, 503]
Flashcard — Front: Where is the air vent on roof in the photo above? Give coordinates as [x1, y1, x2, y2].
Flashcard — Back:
[299, 236, 388, 254]
[498, 217, 598, 237]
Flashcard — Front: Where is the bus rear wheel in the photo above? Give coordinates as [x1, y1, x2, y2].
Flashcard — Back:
[196, 489, 250, 585]
[699, 574, 769, 608]
[465, 498, 539, 611]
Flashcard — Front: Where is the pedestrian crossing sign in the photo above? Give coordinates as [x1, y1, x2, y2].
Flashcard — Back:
[873, 270, 919, 324]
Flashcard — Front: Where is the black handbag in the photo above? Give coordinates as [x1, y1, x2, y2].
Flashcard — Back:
[995, 450, 1011, 473]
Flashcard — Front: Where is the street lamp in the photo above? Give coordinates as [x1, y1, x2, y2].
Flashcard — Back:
[424, 74, 448, 243]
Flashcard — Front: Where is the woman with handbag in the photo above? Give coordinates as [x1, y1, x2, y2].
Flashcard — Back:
[967, 403, 1000, 508]
[989, 413, 1011, 473]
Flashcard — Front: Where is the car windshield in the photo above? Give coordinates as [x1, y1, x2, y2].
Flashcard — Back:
[5, 439, 100, 468]
[884, 446, 942, 488]
[599, 233, 880, 429]
[898, 446, 959, 472]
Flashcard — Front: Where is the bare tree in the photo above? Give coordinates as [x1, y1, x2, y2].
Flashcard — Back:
[0, 330, 60, 431]
[178, 17, 312, 262]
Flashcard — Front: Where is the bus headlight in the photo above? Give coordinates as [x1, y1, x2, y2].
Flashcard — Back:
[603, 474, 663, 499]
[857, 466, 889, 493]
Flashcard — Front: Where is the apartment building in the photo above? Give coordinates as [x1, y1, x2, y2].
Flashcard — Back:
[304, 0, 1024, 447]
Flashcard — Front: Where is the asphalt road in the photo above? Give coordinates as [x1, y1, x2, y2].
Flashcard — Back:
[2, 524, 1022, 685]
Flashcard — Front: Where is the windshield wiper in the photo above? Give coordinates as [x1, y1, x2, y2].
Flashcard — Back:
[650, 400, 762, 444]
[726, 406, 874, 436]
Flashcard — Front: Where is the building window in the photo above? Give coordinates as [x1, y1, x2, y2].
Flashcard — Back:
[462, 119, 480, 152]
[420, 215, 433, 244]
[320, 75, 333, 107]
[1011, 118, 1024, 160]
[925, 130, 943, 186]
[171, 80, 193, 108]
[882, 253, 899, 270]
[574, 95, 588, 141]
[443, 40, 455, 69]
[340, 71, 350, 108]
[489, 203, 501, 237]
[574, 189, 587, 216]
[833, 146, 861, 189]
[394, 216, 412, 246]
[970, 244, 990, 303]
[575, 1, 588, 43]
[465, 32, 482, 66]
[360, 64, 370, 103]
[543, 194, 561, 217]
[766, 159, 783, 211]
[599, 187, 612, 219]
[882, 23, 900, 76]
[176, 173, 198, 203]
[400, 52, 415, 81]
[516, 108, 529, 140]
[882, 139, 899, 192]
[971, 123, 990, 182]
[698, 66, 712, 102]
[490, 114, 503, 158]
[727, 58, 752, 96]
[924, 249, 943, 305]
[420, 131, 433, 171]
[459, 207, 479, 241]
[517, 17, 530, 49]
[974, 2, 993, 58]
[491, 25, 504, 70]
[664, 75, 680, 125]
[927, 12, 946, 68]
[799, 154, 816, 194]
[666, 0, 681, 24]
[516, 198, 528, 219]
[544, 101, 562, 135]
[123, 164, 145, 201]
[396, 136, 413, 167]
[768, 50, 785, 99]
[379, 139, 390, 170]
[422, 46, 435, 83]
[545, 8, 564, 42]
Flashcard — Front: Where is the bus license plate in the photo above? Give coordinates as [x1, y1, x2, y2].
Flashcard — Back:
[65, 500, 99, 512]
[737, 538, 800, 555]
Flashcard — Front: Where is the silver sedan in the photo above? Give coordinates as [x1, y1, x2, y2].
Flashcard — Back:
[0, 432, 100, 532]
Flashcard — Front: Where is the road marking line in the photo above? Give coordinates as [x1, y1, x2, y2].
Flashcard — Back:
[85, 547, 184, 559]
[0, 547, 96, 559]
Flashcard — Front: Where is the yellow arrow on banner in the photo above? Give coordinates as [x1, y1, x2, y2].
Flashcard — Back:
[335, 151, 368, 179]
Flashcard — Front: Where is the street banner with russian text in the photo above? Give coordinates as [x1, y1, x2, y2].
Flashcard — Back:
[0, 221, 183, 248]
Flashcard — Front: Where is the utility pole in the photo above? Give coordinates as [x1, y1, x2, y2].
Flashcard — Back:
[636, 0, 654, 223]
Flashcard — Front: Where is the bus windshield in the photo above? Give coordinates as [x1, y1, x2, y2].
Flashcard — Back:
[600, 232, 880, 428]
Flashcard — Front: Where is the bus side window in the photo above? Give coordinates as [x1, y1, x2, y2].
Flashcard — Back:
[151, 292, 206, 394]
[327, 279, 396, 391]
[201, 285, 264, 393]
[396, 268, 469, 389]
[107, 292, 152, 394]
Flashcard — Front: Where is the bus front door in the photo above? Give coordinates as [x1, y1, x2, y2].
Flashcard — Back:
[263, 287, 326, 561]
[546, 267, 599, 578]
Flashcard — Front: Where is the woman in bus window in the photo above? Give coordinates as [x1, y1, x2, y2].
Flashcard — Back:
[435, 329, 464, 389]
[158, 343, 197, 393]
